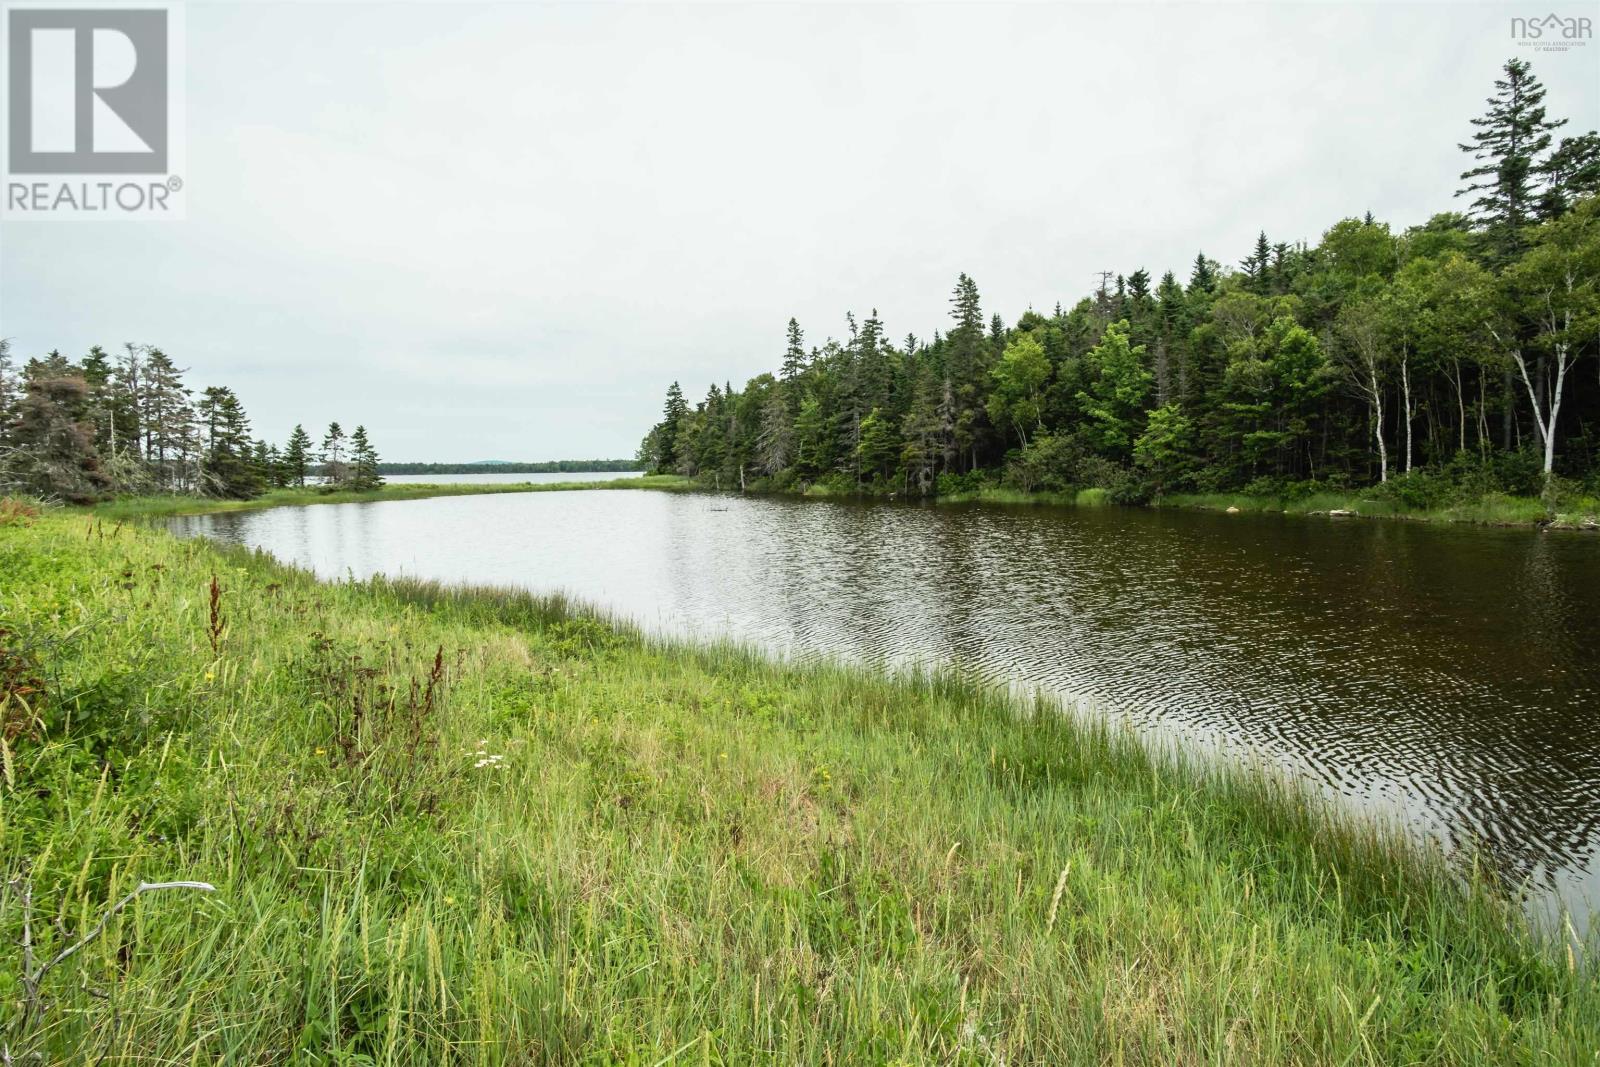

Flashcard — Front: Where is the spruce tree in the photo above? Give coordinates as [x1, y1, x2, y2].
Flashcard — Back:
[658, 382, 688, 473]
[198, 386, 261, 498]
[114, 344, 147, 463]
[946, 274, 987, 469]
[780, 319, 807, 382]
[283, 424, 312, 486]
[141, 349, 191, 490]
[78, 346, 117, 456]
[1538, 132, 1600, 220]
[0, 338, 16, 440]
[322, 422, 347, 485]
[1458, 57, 1565, 260]
[349, 425, 383, 491]
[261, 442, 287, 488]
[8, 368, 113, 503]
[1241, 232, 1272, 292]
[1188, 253, 1217, 293]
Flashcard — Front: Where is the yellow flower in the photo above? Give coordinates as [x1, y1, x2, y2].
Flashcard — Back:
[314, 747, 327, 756]
[204, 671, 215, 682]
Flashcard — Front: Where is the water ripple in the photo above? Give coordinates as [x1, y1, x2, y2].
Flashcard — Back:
[170, 490, 1600, 930]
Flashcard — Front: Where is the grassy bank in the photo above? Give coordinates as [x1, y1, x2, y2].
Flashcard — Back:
[88, 473, 1600, 533]
[90, 475, 694, 521]
[731, 476, 1600, 530]
[1, 507, 1595, 1063]
[932, 487, 1117, 509]
[1156, 490, 1600, 530]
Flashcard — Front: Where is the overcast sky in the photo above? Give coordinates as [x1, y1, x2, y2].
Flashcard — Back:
[2, 1, 1597, 461]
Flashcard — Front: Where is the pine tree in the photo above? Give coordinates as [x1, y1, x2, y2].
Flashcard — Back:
[8, 366, 113, 503]
[199, 386, 262, 498]
[1241, 232, 1273, 292]
[0, 338, 16, 439]
[1458, 58, 1565, 260]
[780, 319, 808, 383]
[946, 273, 988, 470]
[1188, 253, 1218, 293]
[655, 382, 689, 473]
[283, 424, 312, 486]
[261, 442, 287, 488]
[899, 367, 945, 494]
[114, 344, 147, 463]
[141, 349, 191, 490]
[756, 381, 794, 476]
[1126, 269, 1152, 304]
[79, 345, 117, 456]
[322, 422, 348, 485]
[1538, 131, 1600, 220]
[1155, 271, 1188, 404]
[349, 425, 383, 490]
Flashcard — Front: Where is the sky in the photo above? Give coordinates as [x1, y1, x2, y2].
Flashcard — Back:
[2, 1, 1598, 462]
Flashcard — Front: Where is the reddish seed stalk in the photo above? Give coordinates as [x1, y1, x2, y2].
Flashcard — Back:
[207, 576, 224, 655]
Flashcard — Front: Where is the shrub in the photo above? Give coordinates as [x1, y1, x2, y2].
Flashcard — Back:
[934, 470, 991, 497]
[0, 498, 41, 526]
[1002, 435, 1083, 493]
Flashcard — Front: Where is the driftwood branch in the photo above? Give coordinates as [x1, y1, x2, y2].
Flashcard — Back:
[2, 873, 215, 1065]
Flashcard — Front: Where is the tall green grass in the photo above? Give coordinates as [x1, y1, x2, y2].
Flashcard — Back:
[0, 508, 1594, 1063]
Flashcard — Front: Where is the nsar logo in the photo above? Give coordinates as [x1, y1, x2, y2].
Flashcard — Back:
[1511, 12, 1593, 52]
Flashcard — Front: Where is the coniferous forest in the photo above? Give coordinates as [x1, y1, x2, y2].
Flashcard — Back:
[640, 60, 1600, 509]
[0, 342, 384, 503]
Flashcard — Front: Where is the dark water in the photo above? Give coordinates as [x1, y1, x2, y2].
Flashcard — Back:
[169, 490, 1600, 930]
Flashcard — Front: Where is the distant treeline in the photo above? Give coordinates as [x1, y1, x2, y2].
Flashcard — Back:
[640, 59, 1600, 507]
[0, 341, 383, 503]
[374, 460, 639, 475]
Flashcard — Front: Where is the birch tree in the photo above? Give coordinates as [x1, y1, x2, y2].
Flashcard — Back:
[1333, 301, 1389, 482]
[1493, 198, 1600, 483]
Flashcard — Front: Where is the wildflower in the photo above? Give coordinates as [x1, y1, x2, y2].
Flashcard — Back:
[315, 747, 327, 756]
[204, 670, 215, 682]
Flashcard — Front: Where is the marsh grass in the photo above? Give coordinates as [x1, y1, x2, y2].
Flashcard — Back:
[0, 508, 1595, 1063]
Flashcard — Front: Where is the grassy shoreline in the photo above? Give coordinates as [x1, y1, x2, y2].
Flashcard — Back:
[89, 474, 694, 521]
[0, 506, 1594, 1062]
[86, 472, 1599, 533]
[1154, 490, 1600, 530]
[778, 480, 1600, 531]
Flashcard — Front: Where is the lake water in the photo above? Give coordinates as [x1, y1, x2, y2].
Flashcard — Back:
[169, 488, 1600, 931]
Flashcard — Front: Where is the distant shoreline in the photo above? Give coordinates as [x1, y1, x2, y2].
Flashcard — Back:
[372, 460, 639, 475]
